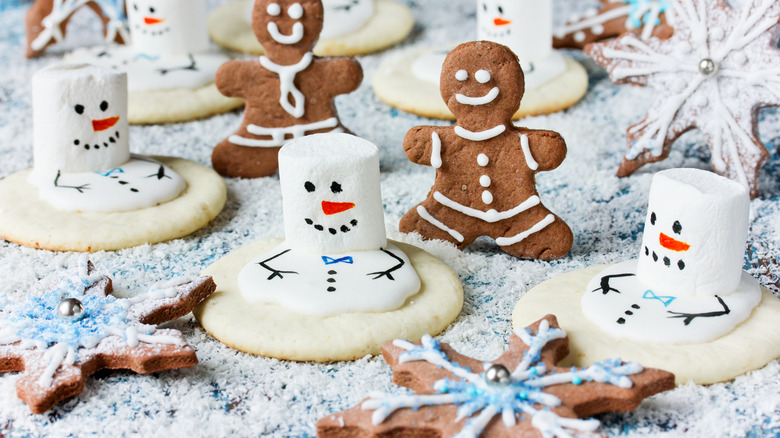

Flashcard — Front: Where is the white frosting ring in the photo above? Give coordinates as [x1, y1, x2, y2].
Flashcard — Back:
[267, 21, 304, 44]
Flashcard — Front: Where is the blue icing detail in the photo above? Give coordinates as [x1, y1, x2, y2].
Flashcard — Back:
[621, 0, 670, 29]
[643, 289, 677, 307]
[96, 167, 125, 177]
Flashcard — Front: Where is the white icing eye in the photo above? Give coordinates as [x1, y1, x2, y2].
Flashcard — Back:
[455, 70, 468, 81]
[475, 70, 491, 83]
[288, 3, 303, 19]
[267, 3, 281, 16]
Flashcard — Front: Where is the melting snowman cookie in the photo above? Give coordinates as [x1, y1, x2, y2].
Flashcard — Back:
[0, 64, 226, 251]
[238, 134, 420, 316]
[195, 133, 463, 361]
[64, 0, 241, 124]
[582, 169, 761, 343]
[512, 168, 780, 385]
[372, 0, 588, 120]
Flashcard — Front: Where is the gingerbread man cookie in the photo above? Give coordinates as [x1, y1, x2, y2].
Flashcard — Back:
[400, 41, 573, 260]
[25, 0, 128, 58]
[213, 0, 363, 178]
[0, 258, 216, 414]
[318, 315, 674, 438]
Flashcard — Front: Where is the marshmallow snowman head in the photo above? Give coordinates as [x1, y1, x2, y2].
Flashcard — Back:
[637, 168, 750, 298]
[126, 0, 210, 57]
[278, 133, 387, 255]
[32, 64, 130, 179]
[477, 0, 553, 64]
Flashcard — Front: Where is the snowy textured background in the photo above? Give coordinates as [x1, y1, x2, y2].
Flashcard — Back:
[0, 0, 779, 436]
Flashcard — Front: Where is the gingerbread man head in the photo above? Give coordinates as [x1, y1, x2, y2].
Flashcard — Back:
[252, 0, 323, 63]
[440, 41, 525, 126]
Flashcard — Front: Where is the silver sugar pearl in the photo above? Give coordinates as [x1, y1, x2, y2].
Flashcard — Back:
[57, 298, 85, 319]
[698, 58, 718, 76]
[485, 364, 511, 386]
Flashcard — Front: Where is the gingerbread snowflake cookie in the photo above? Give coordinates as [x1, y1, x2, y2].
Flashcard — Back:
[513, 168, 780, 384]
[586, 0, 780, 198]
[399, 41, 573, 260]
[212, 0, 363, 178]
[318, 315, 674, 438]
[0, 258, 216, 414]
[196, 133, 462, 361]
[25, 0, 128, 58]
[554, 0, 674, 49]
[0, 64, 226, 251]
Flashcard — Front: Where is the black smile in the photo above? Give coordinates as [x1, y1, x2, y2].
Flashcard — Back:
[304, 218, 358, 235]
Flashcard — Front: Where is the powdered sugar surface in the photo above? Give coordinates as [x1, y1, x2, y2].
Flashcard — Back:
[0, 0, 778, 436]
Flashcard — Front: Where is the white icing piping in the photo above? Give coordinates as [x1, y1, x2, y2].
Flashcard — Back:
[519, 134, 538, 170]
[455, 87, 499, 106]
[230, 117, 340, 147]
[554, 5, 632, 40]
[430, 132, 442, 168]
[454, 125, 506, 142]
[267, 21, 305, 45]
[31, 0, 127, 51]
[495, 214, 555, 246]
[416, 205, 465, 242]
[433, 191, 541, 223]
[260, 52, 313, 118]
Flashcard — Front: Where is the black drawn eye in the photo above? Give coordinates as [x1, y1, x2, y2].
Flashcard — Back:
[100, 101, 108, 111]
[482, 1, 487, 11]
[498, 5, 504, 14]
[149, 6, 155, 13]
[672, 220, 682, 234]
[650, 212, 656, 225]
[330, 181, 342, 194]
[74, 104, 85, 115]
[304, 181, 315, 192]
[133, 3, 138, 10]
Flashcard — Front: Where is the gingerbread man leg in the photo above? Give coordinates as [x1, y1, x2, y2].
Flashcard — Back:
[494, 205, 572, 260]
[399, 197, 477, 250]
[212, 138, 281, 178]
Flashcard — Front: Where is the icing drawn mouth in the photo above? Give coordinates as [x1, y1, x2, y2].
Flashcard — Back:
[644, 245, 686, 270]
[144, 17, 164, 25]
[659, 233, 690, 252]
[455, 87, 500, 106]
[92, 117, 119, 132]
[322, 201, 355, 215]
[304, 218, 358, 235]
[267, 21, 304, 44]
[73, 130, 120, 151]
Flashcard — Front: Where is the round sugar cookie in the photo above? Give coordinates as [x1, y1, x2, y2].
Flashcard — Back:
[208, 0, 414, 56]
[0, 156, 226, 252]
[511, 265, 780, 385]
[194, 239, 464, 362]
[371, 48, 588, 120]
[129, 84, 243, 125]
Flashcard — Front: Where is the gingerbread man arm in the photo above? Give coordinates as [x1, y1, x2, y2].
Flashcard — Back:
[520, 129, 568, 171]
[215, 60, 258, 99]
[403, 126, 447, 167]
[323, 57, 363, 96]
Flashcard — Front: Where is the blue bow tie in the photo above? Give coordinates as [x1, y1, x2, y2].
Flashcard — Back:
[322, 256, 353, 265]
[643, 290, 676, 307]
[96, 167, 124, 177]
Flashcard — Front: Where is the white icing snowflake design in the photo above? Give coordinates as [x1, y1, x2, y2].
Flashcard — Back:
[31, 0, 129, 52]
[362, 319, 643, 438]
[0, 257, 213, 413]
[587, 0, 780, 198]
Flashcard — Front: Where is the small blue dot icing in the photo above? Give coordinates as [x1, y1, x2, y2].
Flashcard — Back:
[622, 0, 671, 29]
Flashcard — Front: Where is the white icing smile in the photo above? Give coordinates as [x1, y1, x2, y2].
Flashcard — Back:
[455, 87, 500, 105]
[267, 21, 304, 44]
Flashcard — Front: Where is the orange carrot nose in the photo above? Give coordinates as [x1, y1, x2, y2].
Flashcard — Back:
[493, 17, 512, 26]
[92, 116, 119, 132]
[144, 17, 164, 25]
[659, 233, 691, 252]
[322, 201, 355, 216]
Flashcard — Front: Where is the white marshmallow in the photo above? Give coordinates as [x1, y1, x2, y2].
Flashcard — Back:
[126, 0, 210, 57]
[278, 133, 387, 254]
[637, 168, 750, 297]
[31, 64, 130, 181]
[477, 0, 553, 64]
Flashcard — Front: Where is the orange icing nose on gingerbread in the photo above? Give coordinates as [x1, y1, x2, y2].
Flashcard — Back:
[92, 116, 119, 132]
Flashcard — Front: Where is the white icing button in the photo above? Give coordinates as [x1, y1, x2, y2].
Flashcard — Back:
[482, 190, 493, 205]
[267, 3, 281, 16]
[585, 8, 598, 17]
[479, 175, 491, 187]
[288, 3, 303, 19]
[592, 24, 605, 35]
[574, 31, 586, 42]
[455, 70, 468, 81]
[477, 154, 489, 167]
[475, 70, 491, 84]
